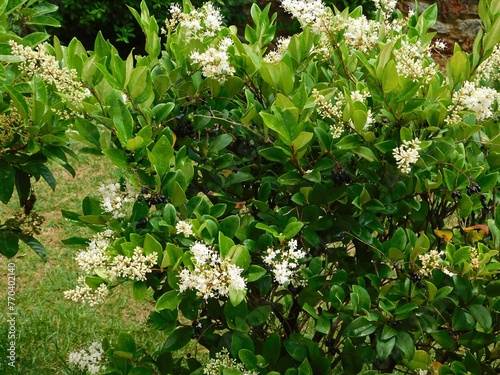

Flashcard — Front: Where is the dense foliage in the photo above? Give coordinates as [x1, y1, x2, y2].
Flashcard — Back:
[3, 0, 500, 374]
[42, 0, 373, 56]
[0, 0, 77, 260]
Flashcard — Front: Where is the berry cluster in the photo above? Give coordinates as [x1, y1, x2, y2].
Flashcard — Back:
[409, 271, 424, 288]
[466, 182, 481, 195]
[175, 114, 195, 138]
[451, 190, 462, 199]
[135, 218, 148, 229]
[137, 187, 167, 207]
[386, 320, 403, 328]
[331, 168, 352, 187]
[466, 182, 488, 209]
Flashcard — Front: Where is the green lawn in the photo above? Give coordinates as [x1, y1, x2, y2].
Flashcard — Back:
[0, 149, 167, 374]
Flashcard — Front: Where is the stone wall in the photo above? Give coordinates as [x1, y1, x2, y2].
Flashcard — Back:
[402, 0, 482, 52]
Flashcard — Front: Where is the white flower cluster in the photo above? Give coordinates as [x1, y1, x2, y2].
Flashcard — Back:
[470, 247, 480, 269]
[97, 182, 138, 219]
[418, 249, 444, 277]
[446, 81, 500, 124]
[204, 348, 258, 375]
[281, 0, 329, 33]
[393, 39, 436, 82]
[476, 45, 500, 83]
[68, 341, 105, 375]
[178, 241, 246, 300]
[176, 220, 194, 237]
[64, 277, 109, 306]
[163, 3, 223, 42]
[75, 230, 114, 274]
[373, 0, 397, 14]
[313, 88, 347, 138]
[263, 239, 307, 286]
[8, 40, 87, 107]
[264, 37, 291, 64]
[67, 240, 156, 305]
[191, 38, 235, 83]
[393, 138, 421, 174]
[109, 247, 157, 282]
[343, 16, 380, 53]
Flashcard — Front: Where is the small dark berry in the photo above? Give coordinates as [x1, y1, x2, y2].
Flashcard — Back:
[128, 154, 135, 162]
[136, 218, 148, 229]
[186, 353, 191, 358]
[141, 187, 149, 194]
[137, 195, 143, 202]
[451, 190, 462, 199]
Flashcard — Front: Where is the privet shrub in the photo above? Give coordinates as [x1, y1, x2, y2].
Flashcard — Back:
[0, 0, 77, 260]
[5, 0, 500, 373]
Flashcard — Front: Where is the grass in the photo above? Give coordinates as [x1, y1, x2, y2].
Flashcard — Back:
[0, 149, 168, 374]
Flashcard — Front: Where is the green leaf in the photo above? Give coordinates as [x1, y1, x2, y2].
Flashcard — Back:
[245, 265, 267, 282]
[144, 233, 163, 263]
[210, 134, 233, 153]
[283, 221, 304, 239]
[19, 234, 47, 261]
[220, 215, 240, 238]
[248, 305, 271, 326]
[376, 336, 396, 360]
[103, 148, 129, 169]
[263, 333, 281, 365]
[149, 135, 173, 178]
[382, 60, 399, 92]
[171, 181, 186, 207]
[0, 165, 15, 204]
[132, 281, 148, 301]
[229, 287, 247, 307]
[0, 230, 19, 258]
[351, 285, 371, 312]
[110, 99, 134, 147]
[239, 349, 257, 370]
[156, 290, 182, 311]
[468, 304, 492, 331]
[163, 326, 192, 352]
[344, 317, 378, 337]
[231, 331, 255, 359]
[315, 315, 331, 334]
[395, 331, 415, 360]
[259, 146, 292, 162]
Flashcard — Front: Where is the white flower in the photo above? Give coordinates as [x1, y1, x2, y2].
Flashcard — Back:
[97, 182, 138, 219]
[178, 241, 246, 300]
[418, 249, 444, 277]
[343, 16, 379, 53]
[108, 246, 157, 281]
[446, 81, 500, 124]
[75, 230, 114, 274]
[191, 37, 235, 83]
[393, 39, 436, 82]
[204, 348, 258, 375]
[68, 341, 105, 375]
[476, 44, 500, 82]
[263, 37, 291, 64]
[281, 0, 329, 33]
[164, 2, 223, 42]
[373, 0, 397, 14]
[393, 138, 421, 174]
[8, 40, 87, 107]
[64, 277, 109, 306]
[176, 220, 194, 237]
[264, 239, 307, 286]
